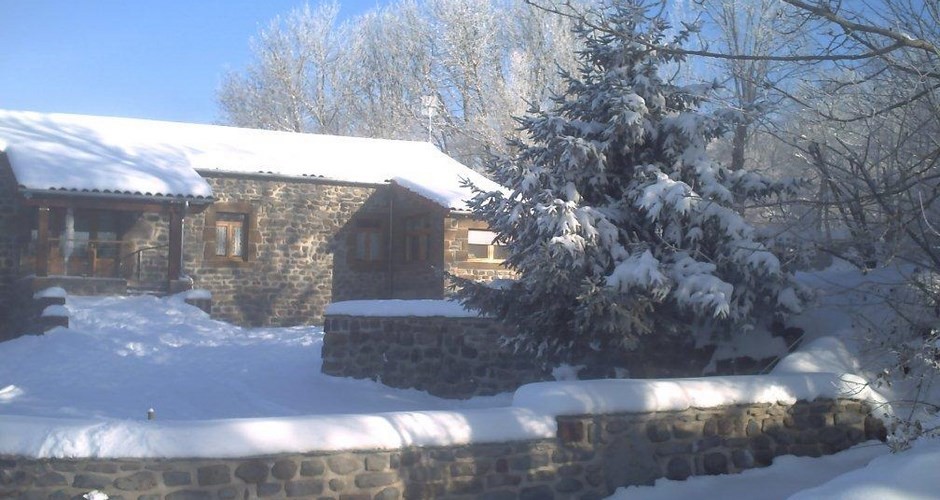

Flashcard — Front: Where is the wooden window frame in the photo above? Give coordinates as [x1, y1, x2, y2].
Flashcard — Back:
[404, 215, 432, 263]
[466, 229, 508, 263]
[348, 217, 386, 269]
[204, 201, 257, 266]
[214, 214, 246, 259]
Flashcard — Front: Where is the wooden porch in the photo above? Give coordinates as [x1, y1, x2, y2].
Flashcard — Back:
[18, 195, 200, 294]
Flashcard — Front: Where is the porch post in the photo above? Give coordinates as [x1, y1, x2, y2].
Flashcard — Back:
[168, 205, 183, 282]
[36, 206, 50, 277]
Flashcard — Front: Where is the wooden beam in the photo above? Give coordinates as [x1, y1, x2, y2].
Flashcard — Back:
[36, 206, 50, 277]
[167, 205, 183, 282]
[19, 195, 209, 213]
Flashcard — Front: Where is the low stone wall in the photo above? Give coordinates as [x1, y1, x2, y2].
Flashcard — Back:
[320, 312, 725, 399]
[0, 399, 885, 499]
[321, 314, 552, 398]
[1, 280, 70, 341]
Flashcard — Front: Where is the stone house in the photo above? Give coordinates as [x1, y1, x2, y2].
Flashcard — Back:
[0, 110, 512, 337]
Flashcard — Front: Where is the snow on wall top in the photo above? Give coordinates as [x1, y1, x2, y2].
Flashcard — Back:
[0, 408, 556, 459]
[0, 110, 501, 210]
[324, 299, 485, 318]
[0, 373, 882, 458]
[512, 373, 883, 417]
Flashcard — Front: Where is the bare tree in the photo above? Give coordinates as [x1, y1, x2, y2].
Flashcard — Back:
[217, 0, 583, 169]
[218, 1, 350, 133]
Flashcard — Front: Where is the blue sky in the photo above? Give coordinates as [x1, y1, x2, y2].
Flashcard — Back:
[1, 1, 385, 125]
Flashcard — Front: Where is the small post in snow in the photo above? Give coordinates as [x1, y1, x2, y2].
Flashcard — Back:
[147, 408, 155, 421]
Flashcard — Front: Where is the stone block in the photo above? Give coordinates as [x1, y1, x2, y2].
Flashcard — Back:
[745, 419, 761, 437]
[486, 473, 522, 488]
[520, 484, 555, 500]
[112, 470, 158, 491]
[695, 435, 723, 451]
[865, 416, 888, 441]
[450, 461, 488, 477]
[72, 473, 110, 489]
[672, 420, 702, 439]
[404, 482, 446, 500]
[526, 469, 557, 483]
[731, 449, 755, 469]
[257, 482, 282, 497]
[703, 452, 729, 475]
[300, 458, 326, 476]
[234, 461, 269, 483]
[479, 491, 517, 500]
[34, 471, 67, 487]
[449, 478, 485, 495]
[165, 490, 212, 500]
[834, 411, 865, 426]
[365, 454, 390, 472]
[328, 456, 362, 475]
[354, 472, 397, 489]
[509, 452, 550, 471]
[284, 479, 324, 497]
[329, 477, 347, 491]
[665, 456, 692, 480]
[375, 486, 401, 500]
[197, 464, 230, 486]
[272, 459, 298, 480]
[818, 427, 848, 447]
[217, 486, 239, 499]
[556, 477, 584, 493]
[163, 470, 192, 487]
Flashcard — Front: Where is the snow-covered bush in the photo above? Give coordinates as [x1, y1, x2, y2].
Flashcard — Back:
[868, 269, 940, 450]
[453, 2, 800, 362]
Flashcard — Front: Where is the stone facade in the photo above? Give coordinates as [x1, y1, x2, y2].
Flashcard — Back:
[0, 162, 510, 332]
[177, 177, 499, 327]
[444, 214, 515, 285]
[1, 399, 885, 499]
[322, 314, 553, 398]
[385, 185, 449, 300]
[180, 173, 390, 326]
[0, 155, 19, 338]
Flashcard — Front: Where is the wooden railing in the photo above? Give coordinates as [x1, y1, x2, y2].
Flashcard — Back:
[120, 244, 169, 284]
[26, 239, 169, 285]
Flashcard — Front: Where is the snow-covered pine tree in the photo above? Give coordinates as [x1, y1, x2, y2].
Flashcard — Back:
[453, 1, 802, 362]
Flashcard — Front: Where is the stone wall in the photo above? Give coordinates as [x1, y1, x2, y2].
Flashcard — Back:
[321, 313, 722, 398]
[0, 155, 20, 339]
[185, 173, 390, 326]
[1, 399, 885, 499]
[387, 185, 449, 300]
[321, 314, 553, 398]
[123, 212, 171, 287]
[1, 279, 70, 340]
[444, 214, 516, 284]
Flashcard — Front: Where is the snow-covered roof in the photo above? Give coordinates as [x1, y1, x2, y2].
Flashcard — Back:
[0, 110, 214, 202]
[0, 110, 502, 210]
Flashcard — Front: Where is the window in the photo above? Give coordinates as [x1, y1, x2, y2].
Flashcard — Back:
[204, 202, 256, 265]
[214, 213, 247, 259]
[467, 229, 508, 262]
[351, 219, 384, 262]
[405, 215, 432, 262]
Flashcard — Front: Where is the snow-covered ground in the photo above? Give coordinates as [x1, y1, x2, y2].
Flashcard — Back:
[0, 294, 510, 421]
[1, 261, 939, 497]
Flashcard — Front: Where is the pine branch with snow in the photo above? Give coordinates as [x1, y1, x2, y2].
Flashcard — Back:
[453, 2, 802, 362]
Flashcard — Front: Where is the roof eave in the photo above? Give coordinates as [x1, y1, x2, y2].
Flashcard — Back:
[19, 187, 215, 205]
